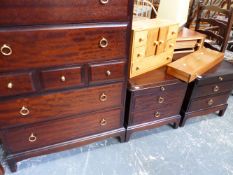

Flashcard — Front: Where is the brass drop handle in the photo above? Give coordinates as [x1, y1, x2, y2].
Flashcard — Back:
[7, 82, 13, 89]
[100, 118, 107, 126]
[100, 0, 109, 5]
[154, 112, 161, 118]
[154, 41, 159, 46]
[213, 85, 219, 92]
[1, 44, 12, 56]
[100, 93, 107, 102]
[99, 37, 108, 48]
[219, 77, 223, 81]
[160, 86, 165, 91]
[105, 70, 111, 77]
[159, 40, 164, 45]
[20, 106, 30, 116]
[60, 75, 66, 82]
[158, 97, 165, 104]
[208, 99, 214, 106]
[29, 133, 37, 143]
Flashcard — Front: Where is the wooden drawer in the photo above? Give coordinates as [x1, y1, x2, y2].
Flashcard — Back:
[133, 31, 148, 48]
[89, 61, 126, 83]
[193, 81, 233, 99]
[165, 39, 176, 52]
[132, 46, 146, 62]
[132, 103, 181, 125]
[0, 72, 35, 97]
[167, 24, 179, 40]
[40, 66, 83, 91]
[0, 83, 123, 129]
[156, 26, 169, 54]
[145, 28, 159, 57]
[3, 109, 122, 153]
[0, 24, 127, 72]
[0, 0, 130, 26]
[133, 83, 186, 113]
[188, 93, 230, 112]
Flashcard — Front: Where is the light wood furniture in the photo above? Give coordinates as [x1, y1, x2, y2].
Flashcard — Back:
[130, 18, 179, 78]
[167, 48, 224, 83]
[0, 0, 133, 172]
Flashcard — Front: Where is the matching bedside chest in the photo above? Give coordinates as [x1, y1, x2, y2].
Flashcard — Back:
[0, 1, 133, 172]
[125, 67, 187, 141]
[180, 61, 233, 127]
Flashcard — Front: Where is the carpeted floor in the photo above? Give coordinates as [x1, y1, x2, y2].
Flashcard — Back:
[1, 96, 232, 175]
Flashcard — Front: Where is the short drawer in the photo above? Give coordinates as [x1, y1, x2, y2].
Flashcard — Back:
[40, 66, 84, 91]
[132, 102, 181, 125]
[134, 31, 148, 47]
[193, 80, 233, 99]
[167, 24, 179, 40]
[188, 93, 230, 112]
[89, 61, 126, 83]
[0, 0, 130, 26]
[0, 82, 123, 129]
[3, 109, 122, 153]
[132, 46, 146, 62]
[0, 72, 35, 97]
[165, 39, 176, 52]
[0, 25, 127, 72]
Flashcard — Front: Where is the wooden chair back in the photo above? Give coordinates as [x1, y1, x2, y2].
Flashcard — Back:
[195, 2, 233, 52]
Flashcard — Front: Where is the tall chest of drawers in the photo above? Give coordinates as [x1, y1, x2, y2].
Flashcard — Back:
[0, 1, 134, 172]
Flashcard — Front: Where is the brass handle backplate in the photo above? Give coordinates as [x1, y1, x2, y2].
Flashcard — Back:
[100, 0, 109, 4]
[208, 99, 214, 106]
[1, 44, 12, 56]
[99, 37, 108, 48]
[20, 106, 30, 116]
[105, 70, 111, 77]
[100, 118, 107, 126]
[29, 133, 37, 143]
[158, 97, 165, 104]
[154, 112, 161, 118]
[213, 85, 219, 92]
[7, 82, 13, 89]
[60, 75, 66, 82]
[100, 93, 107, 102]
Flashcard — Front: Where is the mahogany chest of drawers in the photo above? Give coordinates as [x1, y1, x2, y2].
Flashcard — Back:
[125, 67, 187, 141]
[0, 0, 133, 172]
[180, 61, 233, 126]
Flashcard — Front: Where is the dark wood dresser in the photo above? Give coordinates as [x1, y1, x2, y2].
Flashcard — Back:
[0, 1, 133, 172]
[180, 61, 233, 126]
[125, 67, 187, 141]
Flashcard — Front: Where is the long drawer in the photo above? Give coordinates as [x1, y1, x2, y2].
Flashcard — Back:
[0, 24, 127, 72]
[0, 0, 130, 26]
[0, 83, 123, 129]
[3, 108, 122, 153]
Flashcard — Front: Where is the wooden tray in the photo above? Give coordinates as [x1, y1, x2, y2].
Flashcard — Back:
[167, 48, 224, 83]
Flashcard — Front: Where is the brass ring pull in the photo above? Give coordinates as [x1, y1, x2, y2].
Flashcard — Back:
[154, 112, 161, 118]
[7, 82, 13, 89]
[60, 75, 66, 82]
[160, 86, 165, 91]
[100, 0, 109, 4]
[105, 70, 111, 77]
[100, 93, 107, 102]
[208, 99, 214, 106]
[219, 77, 223, 81]
[1, 44, 12, 56]
[213, 85, 219, 92]
[158, 97, 164, 104]
[20, 106, 30, 116]
[99, 38, 108, 48]
[100, 118, 107, 126]
[29, 133, 37, 143]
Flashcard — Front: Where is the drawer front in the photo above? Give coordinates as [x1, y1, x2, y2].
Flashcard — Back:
[40, 66, 83, 91]
[167, 24, 179, 40]
[188, 93, 230, 112]
[145, 28, 159, 57]
[134, 31, 148, 48]
[156, 26, 169, 54]
[0, 72, 35, 97]
[3, 109, 122, 153]
[0, 25, 127, 72]
[193, 80, 233, 99]
[89, 61, 126, 83]
[165, 39, 176, 52]
[0, 83, 123, 129]
[132, 46, 146, 62]
[132, 102, 181, 125]
[0, 0, 130, 26]
[197, 74, 233, 86]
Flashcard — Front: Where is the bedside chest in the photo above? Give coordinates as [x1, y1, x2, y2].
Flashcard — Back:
[0, 0, 133, 172]
[180, 61, 233, 127]
[125, 67, 187, 141]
